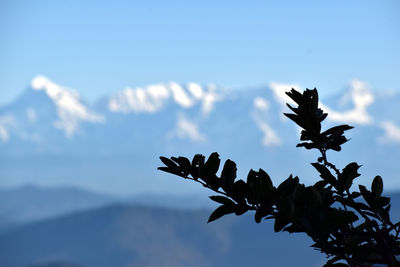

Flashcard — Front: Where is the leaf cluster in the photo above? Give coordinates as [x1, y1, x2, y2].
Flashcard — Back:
[158, 88, 400, 266]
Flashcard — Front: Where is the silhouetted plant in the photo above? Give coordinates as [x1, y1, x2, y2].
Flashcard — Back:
[158, 88, 400, 266]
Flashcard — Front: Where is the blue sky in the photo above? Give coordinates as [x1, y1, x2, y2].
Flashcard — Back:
[1, 0, 399, 105]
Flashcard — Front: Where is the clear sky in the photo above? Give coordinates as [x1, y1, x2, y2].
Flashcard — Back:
[0, 0, 399, 105]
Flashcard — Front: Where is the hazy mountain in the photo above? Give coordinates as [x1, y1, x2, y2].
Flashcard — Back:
[0, 184, 214, 226]
[1, 186, 399, 267]
[0, 185, 116, 223]
[0, 76, 399, 195]
[0, 204, 326, 267]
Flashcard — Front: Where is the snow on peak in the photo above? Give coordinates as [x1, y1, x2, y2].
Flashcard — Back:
[109, 84, 170, 113]
[254, 97, 269, 111]
[269, 79, 374, 125]
[0, 115, 15, 142]
[321, 79, 374, 125]
[31, 75, 104, 138]
[168, 114, 206, 142]
[108, 82, 221, 114]
[269, 81, 302, 106]
[378, 121, 400, 144]
[252, 96, 281, 146]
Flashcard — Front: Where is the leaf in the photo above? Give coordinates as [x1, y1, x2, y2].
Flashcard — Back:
[277, 175, 299, 193]
[371, 175, 383, 197]
[190, 154, 205, 179]
[311, 163, 337, 188]
[231, 180, 248, 204]
[171, 156, 191, 177]
[234, 204, 249, 215]
[338, 162, 361, 192]
[274, 215, 290, 232]
[204, 152, 221, 176]
[200, 174, 220, 191]
[359, 185, 373, 206]
[157, 166, 183, 177]
[279, 196, 295, 218]
[254, 207, 272, 223]
[314, 180, 328, 190]
[220, 159, 237, 193]
[322, 125, 353, 136]
[296, 142, 318, 150]
[160, 156, 179, 170]
[208, 204, 235, 223]
[284, 113, 307, 130]
[209, 195, 235, 206]
[246, 169, 258, 205]
[306, 186, 323, 209]
[259, 168, 273, 192]
[285, 88, 304, 105]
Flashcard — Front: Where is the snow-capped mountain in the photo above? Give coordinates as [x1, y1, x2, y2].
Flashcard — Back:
[0, 76, 399, 195]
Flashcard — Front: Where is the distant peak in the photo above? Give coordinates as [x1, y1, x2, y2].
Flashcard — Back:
[31, 75, 50, 90]
[30, 75, 105, 138]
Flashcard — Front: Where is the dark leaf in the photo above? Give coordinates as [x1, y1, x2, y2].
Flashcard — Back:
[285, 88, 304, 105]
[338, 162, 361, 192]
[371, 175, 383, 197]
[234, 204, 249, 215]
[220, 159, 237, 193]
[254, 207, 273, 223]
[209, 195, 235, 206]
[284, 113, 306, 130]
[190, 154, 205, 179]
[208, 204, 235, 223]
[171, 156, 191, 177]
[311, 163, 337, 188]
[259, 168, 273, 192]
[279, 196, 295, 218]
[274, 215, 290, 232]
[204, 152, 221, 176]
[231, 180, 248, 204]
[359, 185, 373, 206]
[314, 180, 328, 190]
[160, 156, 179, 170]
[157, 166, 184, 177]
[322, 125, 353, 136]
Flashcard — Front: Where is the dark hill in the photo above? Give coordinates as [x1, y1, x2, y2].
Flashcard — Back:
[0, 204, 324, 267]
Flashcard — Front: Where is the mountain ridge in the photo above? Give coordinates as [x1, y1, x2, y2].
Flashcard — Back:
[0, 76, 399, 195]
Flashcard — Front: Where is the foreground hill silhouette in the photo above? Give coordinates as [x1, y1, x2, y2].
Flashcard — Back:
[0, 204, 325, 267]
[1, 192, 400, 266]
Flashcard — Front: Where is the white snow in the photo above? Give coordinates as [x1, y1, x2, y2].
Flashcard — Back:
[0, 115, 16, 142]
[109, 84, 170, 113]
[187, 83, 204, 99]
[31, 75, 104, 138]
[379, 121, 400, 144]
[109, 85, 171, 113]
[253, 115, 282, 146]
[252, 97, 281, 146]
[269, 79, 374, 125]
[321, 80, 374, 125]
[169, 82, 194, 108]
[109, 82, 221, 114]
[169, 115, 206, 142]
[269, 81, 302, 106]
[201, 84, 220, 114]
[254, 97, 269, 111]
[0, 126, 9, 141]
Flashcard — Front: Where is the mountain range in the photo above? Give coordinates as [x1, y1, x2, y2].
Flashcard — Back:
[0, 76, 399, 195]
[0, 185, 325, 267]
[1, 184, 400, 267]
